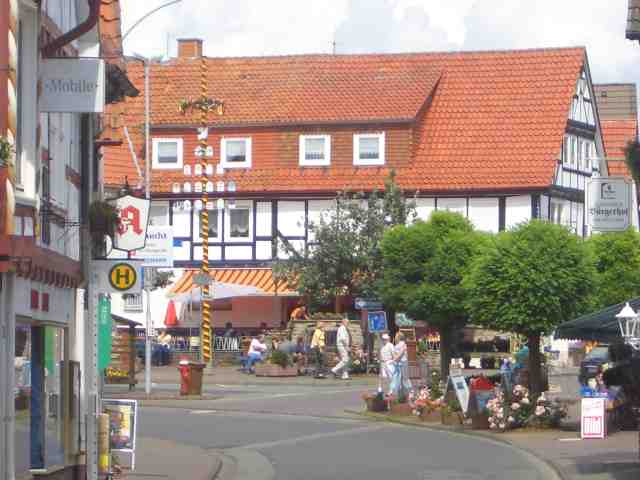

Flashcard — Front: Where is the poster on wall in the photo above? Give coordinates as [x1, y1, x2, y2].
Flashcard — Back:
[103, 399, 138, 453]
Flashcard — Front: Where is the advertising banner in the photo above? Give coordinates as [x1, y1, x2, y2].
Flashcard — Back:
[103, 399, 138, 452]
[128, 226, 174, 267]
[581, 397, 606, 439]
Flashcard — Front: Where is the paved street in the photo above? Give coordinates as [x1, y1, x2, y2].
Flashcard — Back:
[133, 383, 554, 480]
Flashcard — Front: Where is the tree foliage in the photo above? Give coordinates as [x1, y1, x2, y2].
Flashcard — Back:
[464, 220, 593, 396]
[380, 211, 489, 378]
[586, 228, 640, 310]
[273, 172, 415, 311]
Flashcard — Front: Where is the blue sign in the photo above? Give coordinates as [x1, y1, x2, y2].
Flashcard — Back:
[367, 311, 388, 332]
[355, 298, 383, 310]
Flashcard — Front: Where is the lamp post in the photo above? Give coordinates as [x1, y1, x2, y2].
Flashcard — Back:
[615, 302, 640, 350]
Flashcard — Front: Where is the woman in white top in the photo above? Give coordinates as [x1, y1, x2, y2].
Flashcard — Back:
[390, 332, 412, 396]
[379, 333, 395, 395]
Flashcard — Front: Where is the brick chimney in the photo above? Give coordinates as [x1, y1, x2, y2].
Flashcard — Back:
[177, 38, 203, 58]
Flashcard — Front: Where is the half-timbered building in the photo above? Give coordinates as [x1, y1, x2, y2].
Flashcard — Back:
[102, 40, 634, 331]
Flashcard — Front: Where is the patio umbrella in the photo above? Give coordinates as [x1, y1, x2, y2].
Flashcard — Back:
[171, 282, 263, 304]
[164, 299, 178, 327]
[555, 297, 640, 342]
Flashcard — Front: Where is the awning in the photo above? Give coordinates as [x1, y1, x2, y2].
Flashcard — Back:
[169, 269, 295, 296]
[554, 297, 640, 342]
[172, 282, 263, 303]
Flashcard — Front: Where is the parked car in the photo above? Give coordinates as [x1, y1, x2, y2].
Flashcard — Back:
[579, 346, 609, 385]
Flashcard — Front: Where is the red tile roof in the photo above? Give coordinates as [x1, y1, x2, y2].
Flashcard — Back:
[600, 119, 637, 178]
[102, 47, 586, 193]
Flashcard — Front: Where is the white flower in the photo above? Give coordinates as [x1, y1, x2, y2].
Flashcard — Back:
[521, 397, 530, 405]
[508, 416, 515, 423]
[489, 423, 496, 429]
[535, 405, 545, 416]
[497, 411, 504, 419]
[499, 423, 506, 429]
[511, 403, 520, 410]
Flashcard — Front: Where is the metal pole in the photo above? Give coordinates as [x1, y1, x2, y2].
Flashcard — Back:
[121, 0, 183, 42]
[143, 60, 154, 395]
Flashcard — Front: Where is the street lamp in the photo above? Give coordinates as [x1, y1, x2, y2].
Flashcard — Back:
[615, 302, 640, 350]
[121, 0, 183, 395]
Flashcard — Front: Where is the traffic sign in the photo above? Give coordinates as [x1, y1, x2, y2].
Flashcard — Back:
[193, 272, 211, 286]
[109, 263, 138, 291]
[95, 260, 143, 294]
[355, 298, 383, 310]
[367, 311, 388, 332]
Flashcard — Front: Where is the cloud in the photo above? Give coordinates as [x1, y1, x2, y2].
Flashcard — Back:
[122, 0, 640, 87]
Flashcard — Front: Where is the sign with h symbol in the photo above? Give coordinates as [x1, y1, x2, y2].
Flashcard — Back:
[95, 260, 143, 294]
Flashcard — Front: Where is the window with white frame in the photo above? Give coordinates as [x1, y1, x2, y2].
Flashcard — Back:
[299, 135, 331, 166]
[353, 133, 385, 166]
[221, 138, 252, 168]
[152, 138, 183, 169]
[193, 209, 220, 241]
[227, 205, 251, 240]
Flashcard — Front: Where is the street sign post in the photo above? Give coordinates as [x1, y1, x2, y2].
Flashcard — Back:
[94, 260, 143, 294]
[367, 311, 388, 332]
[355, 298, 383, 311]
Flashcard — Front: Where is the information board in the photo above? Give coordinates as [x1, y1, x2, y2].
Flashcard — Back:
[367, 311, 388, 332]
[581, 398, 606, 439]
[103, 399, 138, 453]
[447, 375, 470, 414]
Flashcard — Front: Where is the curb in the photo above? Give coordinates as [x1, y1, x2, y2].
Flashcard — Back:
[346, 409, 568, 480]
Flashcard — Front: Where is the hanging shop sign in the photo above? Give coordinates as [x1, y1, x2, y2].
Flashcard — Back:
[586, 177, 632, 232]
[128, 226, 174, 267]
[110, 195, 150, 252]
[40, 58, 105, 113]
[355, 298, 383, 311]
[95, 260, 143, 294]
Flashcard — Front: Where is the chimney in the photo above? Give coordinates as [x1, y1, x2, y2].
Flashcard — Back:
[177, 38, 203, 58]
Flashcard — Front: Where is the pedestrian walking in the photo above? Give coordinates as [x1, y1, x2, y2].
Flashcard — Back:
[310, 322, 326, 378]
[390, 332, 412, 397]
[243, 334, 267, 373]
[379, 333, 395, 394]
[331, 318, 351, 379]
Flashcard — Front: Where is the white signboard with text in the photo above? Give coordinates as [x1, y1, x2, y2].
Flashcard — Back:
[40, 58, 105, 113]
[128, 226, 174, 267]
[581, 398, 606, 439]
[586, 177, 632, 232]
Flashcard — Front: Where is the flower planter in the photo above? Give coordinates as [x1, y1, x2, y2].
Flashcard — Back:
[441, 411, 464, 426]
[364, 397, 389, 412]
[471, 413, 490, 430]
[254, 364, 298, 377]
[419, 409, 441, 422]
[389, 402, 413, 416]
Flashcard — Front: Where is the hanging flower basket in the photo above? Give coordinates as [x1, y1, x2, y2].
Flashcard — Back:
[88, 200, 119, 256]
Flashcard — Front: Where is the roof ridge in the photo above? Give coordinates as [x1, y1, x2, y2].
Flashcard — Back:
[144, 45, 586, 64]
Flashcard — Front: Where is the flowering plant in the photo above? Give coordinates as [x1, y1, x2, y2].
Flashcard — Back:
[409, 385, 443, 416]
[527, 393, 568, 428]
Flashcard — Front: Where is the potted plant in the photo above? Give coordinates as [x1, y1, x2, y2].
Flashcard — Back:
[362, 391, 388, 412]
[88, 200, 119, 256]
[441, 396, 464, 426]
[254, 350, 298, 377]
[0, 136, 13, 167]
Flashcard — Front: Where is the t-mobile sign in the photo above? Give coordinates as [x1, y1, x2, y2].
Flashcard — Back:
[40, 58, 105, 113]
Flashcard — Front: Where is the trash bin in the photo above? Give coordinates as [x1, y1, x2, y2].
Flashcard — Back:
[178, 361, 205, 396]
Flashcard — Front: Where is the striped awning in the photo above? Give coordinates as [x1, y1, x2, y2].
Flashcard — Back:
[169, 268, 295, 296]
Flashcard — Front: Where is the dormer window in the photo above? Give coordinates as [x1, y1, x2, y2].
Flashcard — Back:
[152, 138, 183, 169]
[221, 138, 252, 168]
[299, 135, 331, 166]
[353, 133, 385, 166]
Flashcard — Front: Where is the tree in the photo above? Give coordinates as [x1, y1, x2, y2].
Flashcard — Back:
[380, 211, 488, 379]
[587, 228, 640, 309]
[274, 172, 415, 311]
[465, 220, 593, 397]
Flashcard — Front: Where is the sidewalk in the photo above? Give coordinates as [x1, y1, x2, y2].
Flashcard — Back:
[113, 437, 221, 480]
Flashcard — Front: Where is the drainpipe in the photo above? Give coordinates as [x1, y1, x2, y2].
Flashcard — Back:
[41, 0, 101, 58]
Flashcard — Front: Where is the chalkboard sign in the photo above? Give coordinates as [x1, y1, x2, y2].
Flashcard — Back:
[367, 311, 388, 333]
